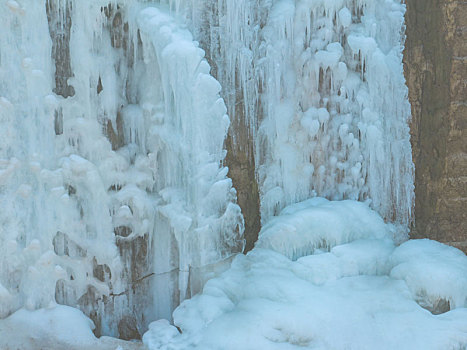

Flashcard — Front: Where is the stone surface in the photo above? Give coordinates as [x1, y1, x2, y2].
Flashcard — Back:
[118, 315, 142, 341]
[425, 298, 451, 315]
[404, 0, 467, 253]
[188, 1, 262, 253]
[225, 133, 261, 253]
[46, 0, 75, 98]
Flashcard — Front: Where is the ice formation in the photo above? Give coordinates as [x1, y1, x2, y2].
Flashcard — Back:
[143, 200, 467, 350]
[255, 0, 414, 226]
[173, 0, 414, 227]
[0, 0, 243, 337]
[255, 198, 395, 260]
[0, 0, 447, 346]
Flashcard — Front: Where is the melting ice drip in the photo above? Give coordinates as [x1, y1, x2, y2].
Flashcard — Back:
[0, 0, 243, 338]
[175, 0, 414, 228]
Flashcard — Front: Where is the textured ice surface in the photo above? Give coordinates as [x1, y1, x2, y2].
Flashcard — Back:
[255, 0, 414, 226]
[173, 0, 414, 227]
[0, 0, 427, 344]
[255, 198, 395, 260]
[0, 0, 243, 336]
[143, 200, 467, 350]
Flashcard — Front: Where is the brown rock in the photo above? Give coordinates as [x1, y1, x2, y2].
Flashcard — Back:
[404, 0, 467, 253]
[118, 315, 141, 341]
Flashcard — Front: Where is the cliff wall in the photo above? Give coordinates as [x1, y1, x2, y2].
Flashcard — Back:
[404, 0, 467, 252]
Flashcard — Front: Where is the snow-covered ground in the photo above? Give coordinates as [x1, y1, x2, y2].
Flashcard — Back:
[0, 200, 465, 349]
[142, 199, 467, 350]
[0, 305, 144, 350]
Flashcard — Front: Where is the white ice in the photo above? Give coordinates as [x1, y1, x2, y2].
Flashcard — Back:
[173, 0, 414, 227]
[0, 0, 460, 347]
[0, 0, 243, 335]
[0, 305, 143, 350]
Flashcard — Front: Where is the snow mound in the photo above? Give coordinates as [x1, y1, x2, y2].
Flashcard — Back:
[0, 305, 96, 347]
[294, 238, 396, 285]
[256, 198, 394, 260]
[143, 199, 467, 350]
[390, 239, 467, 311]
[0, 305, 144, 350]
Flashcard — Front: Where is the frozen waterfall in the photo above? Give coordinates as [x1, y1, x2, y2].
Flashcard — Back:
[174, 0, 414, 227]
[0, 0, 243, 338]
[1, 0, 416, 343]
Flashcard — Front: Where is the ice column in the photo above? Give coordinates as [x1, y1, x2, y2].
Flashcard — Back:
[256, 0, 414, 228]
[175, 0, 414, 228]
[0, 0, 243, 338]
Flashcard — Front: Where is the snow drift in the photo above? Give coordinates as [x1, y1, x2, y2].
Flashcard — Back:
[143, 200, 467, 350]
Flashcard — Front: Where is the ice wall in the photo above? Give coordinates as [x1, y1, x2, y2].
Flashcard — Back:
[0, 0, 415, 340]
[256, 0, 414, 228]
[175, 0, 414, 229]
[0, 0, 243, 338]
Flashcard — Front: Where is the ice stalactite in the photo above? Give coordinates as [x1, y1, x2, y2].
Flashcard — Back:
[0, 0, 243, 338]
[256, 0, 414, 229]
[174, 0, 414, 230]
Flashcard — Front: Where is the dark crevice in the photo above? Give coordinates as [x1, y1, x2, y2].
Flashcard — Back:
[46, 0, 75, 98]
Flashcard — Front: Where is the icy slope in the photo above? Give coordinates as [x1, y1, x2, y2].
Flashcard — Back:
[143, 199, 467, 350]
[0, 1, 243, 337]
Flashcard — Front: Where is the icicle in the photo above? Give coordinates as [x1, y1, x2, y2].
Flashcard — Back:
[0, 0, 243, 337]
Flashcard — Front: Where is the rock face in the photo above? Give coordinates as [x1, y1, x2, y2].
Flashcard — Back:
[186, 1, 263, 253]
[225, 134, 261, 253]
[404, 0, 467, 252]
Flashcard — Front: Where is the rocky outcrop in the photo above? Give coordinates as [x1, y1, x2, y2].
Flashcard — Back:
[46, 0, 75, 98]
[404, 0, 467, 252]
